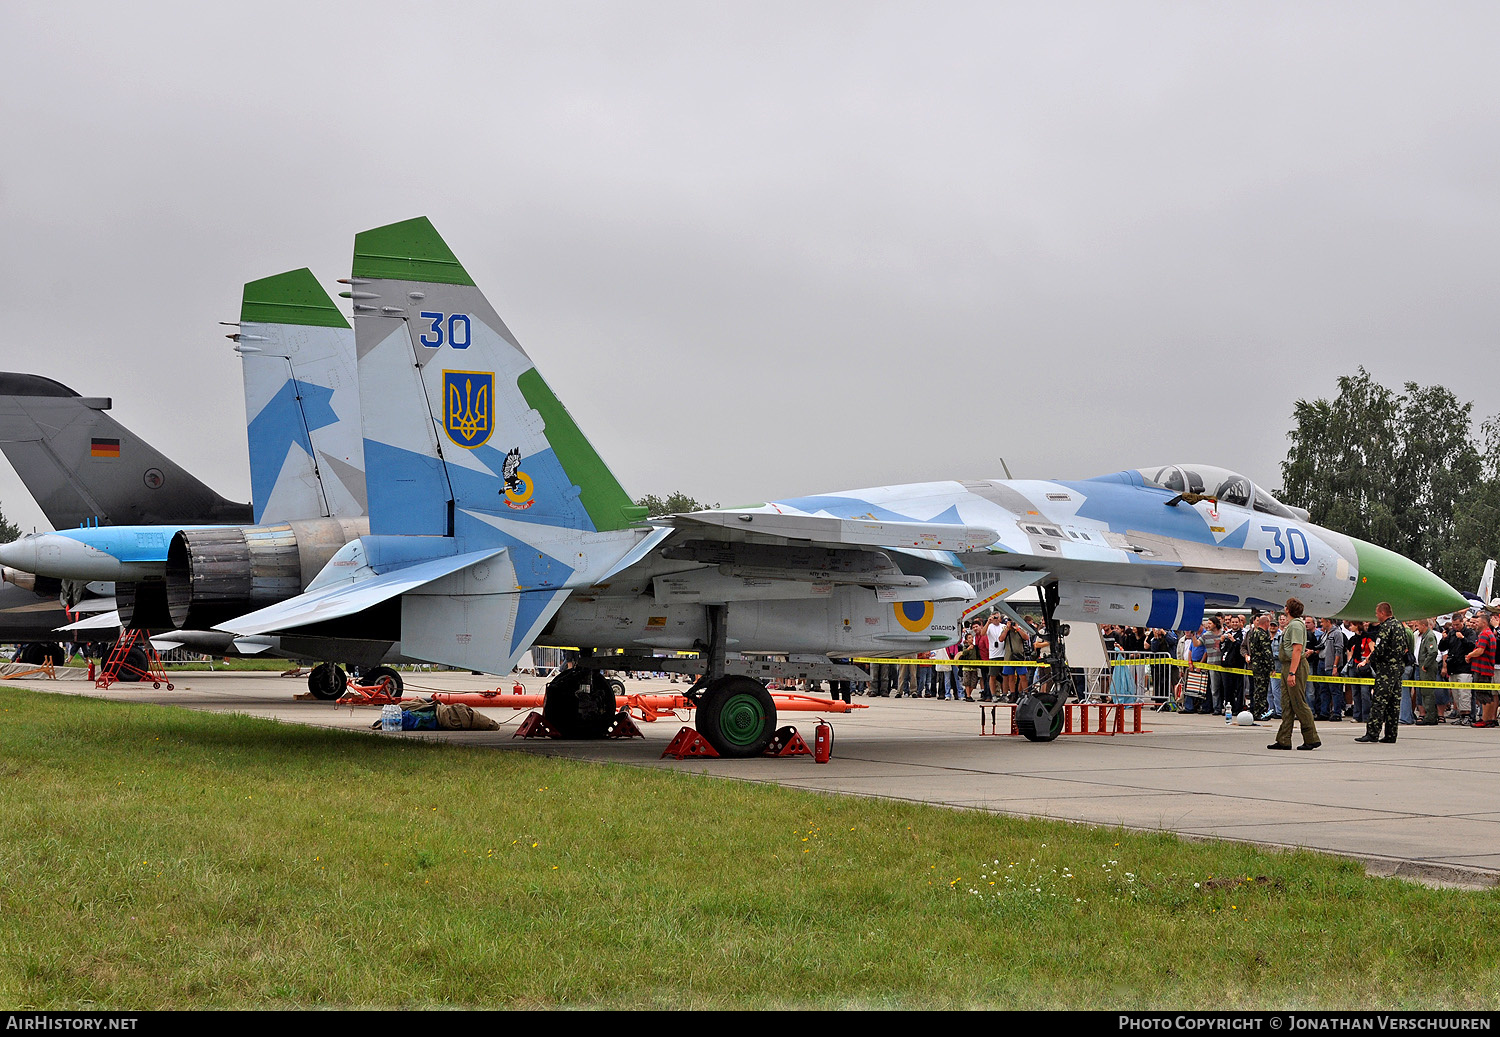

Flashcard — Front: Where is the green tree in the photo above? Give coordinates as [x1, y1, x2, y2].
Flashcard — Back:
[634, 492, 719, 518]
[1394, 382, 1481, 571]
[1278, 368, 1403, 551]
[0, 507, 18, 544]
[1278, 368, 1487, 589]
[1441, 415, 1500, 594]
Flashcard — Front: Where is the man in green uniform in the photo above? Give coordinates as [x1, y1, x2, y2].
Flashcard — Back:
[1269, 598, 1320, 750]
[1356, 602, 1407, 743]
[1245, 613, 1274, 719]
[1414, 617, 1441, 725]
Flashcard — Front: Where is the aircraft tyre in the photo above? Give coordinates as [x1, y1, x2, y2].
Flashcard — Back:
[116, 645, 150, 683]
[308, 662, 348, 700]
[696, 676, 777, 758]
[363, 666, 403, 697]
[16, 642, 66, 666]
[543, 668, 615, 739]
[1016, 692, 1065, 742]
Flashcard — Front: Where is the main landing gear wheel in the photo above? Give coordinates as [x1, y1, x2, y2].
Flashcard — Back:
[696, 676, 777, 758]
[1016, 692, 1066, 742]
[307, 662, 348, 700]
[16, 642, 65, 666]
[116, 645, 150, 684]
[543, 668, 616, 739]
[362, 665, 403, 697]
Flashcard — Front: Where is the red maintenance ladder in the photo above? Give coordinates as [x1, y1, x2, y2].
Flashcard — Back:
[95, 629, 174, 690]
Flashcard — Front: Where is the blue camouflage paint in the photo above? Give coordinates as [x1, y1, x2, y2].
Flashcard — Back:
[450, 510, 577, 655]
[248, 378, 340, 522]
[507, 590, 566, 657]
[770, 495, 922, 523]
[1181, 592, 1205, 630]
[1144, 589, 1207, 630]
[451, 510, 577, 588]
[52, 524, 219, 562]
[1058, 478, 1251, 551]
[354, 533, 462, 572]
[1147, 588, 1179, 628]
[448, 442, 594, 532]
[364, 439, 451, 536]
[365, 438, 598, 538]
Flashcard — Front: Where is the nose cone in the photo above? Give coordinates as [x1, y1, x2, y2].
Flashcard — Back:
[1337, 539, 1469, 621]
[0, 535, 39, 573]
[0, 532, 122, 581]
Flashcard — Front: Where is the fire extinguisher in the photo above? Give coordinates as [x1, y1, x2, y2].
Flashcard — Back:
[814, 719, 833, 763]
[86, 657, 95, 682]
[512, 681, 524, 695]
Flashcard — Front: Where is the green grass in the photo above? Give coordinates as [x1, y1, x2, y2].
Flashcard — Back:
[159, 657, 300, 671]
[0, 685, 1496, 1009]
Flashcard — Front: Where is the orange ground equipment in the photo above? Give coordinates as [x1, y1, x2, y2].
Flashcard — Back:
[95, 630, 173, 690]
[431, 688, 867, 723]
[662, 724, 819, 761]
[765, 726, 812, 758]
[514, 709, 642, 741]
[977, 700, 1149, 736]
[336, 671, 404, 706]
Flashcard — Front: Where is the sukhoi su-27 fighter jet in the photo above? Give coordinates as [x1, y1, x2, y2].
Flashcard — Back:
[216, 217, 1468, 755]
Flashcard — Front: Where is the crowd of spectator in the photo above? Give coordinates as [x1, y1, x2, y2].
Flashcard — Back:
[834, 604, 1500, 729]
[1100, 607, 1500, 727]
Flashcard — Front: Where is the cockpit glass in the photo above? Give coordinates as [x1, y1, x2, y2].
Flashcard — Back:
[1214, 476, 1252, 507]
[1252, 488, 1296, 519]
[1135, 464, 1297, 518]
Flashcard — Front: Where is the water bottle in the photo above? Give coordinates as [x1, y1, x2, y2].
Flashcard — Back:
[381, 703, 401, 732]
[1225, 699, 1233, 724]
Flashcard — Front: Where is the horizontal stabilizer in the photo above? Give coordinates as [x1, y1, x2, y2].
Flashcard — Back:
[218, 547, 505, 635]
[670, 511, 1000, 552]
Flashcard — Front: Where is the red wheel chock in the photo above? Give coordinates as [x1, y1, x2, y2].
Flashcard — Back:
[605, 710, 644, 739]
[662, 727, 719, 759]
[514, 712, 557, 739]
[765, 726, 811, 757]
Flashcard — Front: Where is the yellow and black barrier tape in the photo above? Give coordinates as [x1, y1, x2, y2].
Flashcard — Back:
[851, 655, 1490, 689]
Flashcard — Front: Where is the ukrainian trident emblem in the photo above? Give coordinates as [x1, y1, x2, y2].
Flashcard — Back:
[443, 370, 493, 448]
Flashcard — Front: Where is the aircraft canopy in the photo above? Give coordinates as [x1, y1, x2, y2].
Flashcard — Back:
[1135, 464, 1309, 521]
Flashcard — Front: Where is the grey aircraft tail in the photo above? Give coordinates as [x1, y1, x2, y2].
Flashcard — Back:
[0, 372, 251, 529]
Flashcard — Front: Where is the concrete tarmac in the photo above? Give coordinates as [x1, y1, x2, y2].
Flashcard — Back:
[18, 669, 1500, 889]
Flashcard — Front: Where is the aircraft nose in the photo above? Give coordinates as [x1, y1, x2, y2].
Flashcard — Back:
[0, 536, 37, 573]
[1337, 538, 1469, 620]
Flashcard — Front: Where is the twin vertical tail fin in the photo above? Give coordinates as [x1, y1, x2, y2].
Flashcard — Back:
[347, 217, 646, 543]
[223, 217, 652, 673]
[236, 269, 367, 524]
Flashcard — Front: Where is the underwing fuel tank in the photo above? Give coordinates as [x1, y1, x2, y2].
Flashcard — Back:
[1052, 583, 1206, 630]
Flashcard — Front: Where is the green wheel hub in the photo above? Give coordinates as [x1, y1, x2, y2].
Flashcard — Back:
[720, 692, 769, 748]
[696, 676, 778, 757]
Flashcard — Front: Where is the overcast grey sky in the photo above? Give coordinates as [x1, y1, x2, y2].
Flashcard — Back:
[2, 1, 1497, 533]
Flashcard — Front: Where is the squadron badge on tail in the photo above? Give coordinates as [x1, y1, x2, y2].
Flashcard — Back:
[501, 447, 534, 509]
